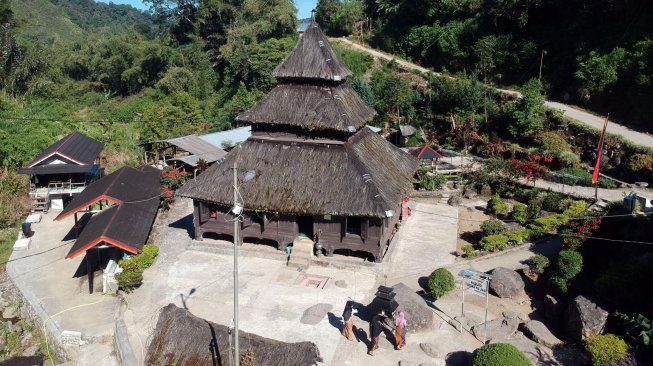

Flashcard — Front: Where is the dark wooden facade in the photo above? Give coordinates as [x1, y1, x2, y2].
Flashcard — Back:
[194, 201, 402, 261]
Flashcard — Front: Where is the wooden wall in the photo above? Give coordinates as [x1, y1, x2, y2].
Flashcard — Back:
[193, 200, 403, 262]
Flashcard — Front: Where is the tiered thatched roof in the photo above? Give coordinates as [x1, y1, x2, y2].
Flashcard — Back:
[178, 128, 417, 218]
[146, 304, 322, 365]
[236, 83, 376, 132]
[273, 20, 352, 81]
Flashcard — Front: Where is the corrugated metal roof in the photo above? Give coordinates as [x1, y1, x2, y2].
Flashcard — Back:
[163, 135, 224, 156]
[200, 126, 252, 149]
[167, 150, 227, 167]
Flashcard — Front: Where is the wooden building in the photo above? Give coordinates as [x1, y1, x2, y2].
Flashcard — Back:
[178, 21, 418, 262]
[18, 132, 104, 211]
[56, 165, 160, 293]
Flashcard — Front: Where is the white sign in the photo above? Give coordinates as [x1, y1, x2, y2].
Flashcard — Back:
[464, 278, 488, 296]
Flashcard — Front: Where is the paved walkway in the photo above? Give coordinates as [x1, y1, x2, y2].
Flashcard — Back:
[334, 38, 653, 148]
[385, 201, 458, 290]
[6, 210, 118, 365]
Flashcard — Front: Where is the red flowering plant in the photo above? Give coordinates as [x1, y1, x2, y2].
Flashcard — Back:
[161, 165, 189, 208]
[560, 217, 602, 250]
[508, 153, 555, 184]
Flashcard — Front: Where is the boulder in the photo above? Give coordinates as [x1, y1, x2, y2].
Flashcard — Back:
[449, 314, 482, 330]
[480, 184, 492, 196]
[448, 195, 462, 207]
[2, 306, 17, 319]
[21, 344, 39, 357]
[544, 294, 564, 323]
[502, 310, 518, 320]
[523, 320, 562, 348]
[391, 283, 434, 332]
[463, 188, 477, 199]
[419, 342, 442, 359]
[489, 267, 525, 299]
[564, 296, 608, 341]
[471, 318, 519, 342]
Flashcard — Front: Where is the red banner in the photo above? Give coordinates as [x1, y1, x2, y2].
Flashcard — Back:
[592, 116, 609, 185]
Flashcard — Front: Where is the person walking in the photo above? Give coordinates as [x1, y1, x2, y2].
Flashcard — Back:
[367, 313, 384, 356]
[394, 311, 407, 350]
[341, 301, 355, 341]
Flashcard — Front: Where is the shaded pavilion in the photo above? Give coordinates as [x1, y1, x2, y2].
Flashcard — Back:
[58, 165, 160, 293]
[18, 131, 104, 211]
[178, 21, 418, 262]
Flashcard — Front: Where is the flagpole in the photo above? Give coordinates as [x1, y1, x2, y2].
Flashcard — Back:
[593, 115, 609, 200]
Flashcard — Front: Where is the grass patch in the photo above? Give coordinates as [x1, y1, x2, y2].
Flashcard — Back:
[0, 226, 19, 272]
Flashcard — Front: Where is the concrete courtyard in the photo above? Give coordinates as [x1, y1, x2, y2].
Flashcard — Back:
[7, 196, 469, 365]
[123, 198, 462, 365]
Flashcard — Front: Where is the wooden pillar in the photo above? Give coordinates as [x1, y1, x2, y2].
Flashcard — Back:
[74, 213, 79, 238]
[193, 200, 203, 241]
[86, 250, 94, 294]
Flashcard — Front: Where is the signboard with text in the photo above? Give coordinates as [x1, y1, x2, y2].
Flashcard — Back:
[464, 277, 488, 296]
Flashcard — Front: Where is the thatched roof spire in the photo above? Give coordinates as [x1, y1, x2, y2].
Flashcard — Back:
[272, 20, 352, 82]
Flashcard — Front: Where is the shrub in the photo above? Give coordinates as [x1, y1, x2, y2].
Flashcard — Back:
[627, 153, 653, 173]
[512, 202, 529, 225]
[472, 343, 531, 366]
[489, 194, 509, 216]
[479, 234, 510, 252]
[542, 192, 564, 212]
[420, 173, 447, 190]
[558, 150, 581, 168]
[550, 249, 583, 294]
[481, 219, 506, 236]
[506, 229, 531, 246]
[558, 198, 576, 211]
[117, 244, 159, 292]
[427, 268, 455, 298]
[527, 254, 550, 274]
[584, 334, 629, 366]
[536, 131, 570, 156]
[462, 244, 476, 258]
[528, 214, 569, 234]
[526, 195, 544, 219]
[562, 201, 588, 218]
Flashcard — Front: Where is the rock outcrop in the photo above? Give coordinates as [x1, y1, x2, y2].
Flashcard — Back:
[489, 267, 525, 299]
[392, 282, 435, 332]
[564, 295, 608, 341]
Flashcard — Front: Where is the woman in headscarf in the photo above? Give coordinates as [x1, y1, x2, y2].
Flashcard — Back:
[341, 301, 355, 341]
[394, 311, 407, 350]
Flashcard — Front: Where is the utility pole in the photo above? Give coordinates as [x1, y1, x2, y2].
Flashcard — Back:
[233, 163, 240, 366]
[539, 50, 547, 82]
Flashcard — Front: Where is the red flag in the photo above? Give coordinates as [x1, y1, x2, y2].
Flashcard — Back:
[592, 115, 609, 185]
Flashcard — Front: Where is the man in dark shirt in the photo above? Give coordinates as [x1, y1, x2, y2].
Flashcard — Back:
[367, 313, 384, 356]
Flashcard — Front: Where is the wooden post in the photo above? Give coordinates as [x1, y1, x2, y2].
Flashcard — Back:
[86, 251, 94, 294]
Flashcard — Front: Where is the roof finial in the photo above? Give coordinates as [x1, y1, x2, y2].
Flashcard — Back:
[311, 9, 315, 22]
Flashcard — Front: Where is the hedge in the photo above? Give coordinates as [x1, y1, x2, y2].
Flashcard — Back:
[550, 249, 583, 294]
[489, 194, 509, 216]
[512, 202, 529, 225]
[527, 254, 550, 275]
[117, 244, 159, 293]
[479, 234, 510, 252]
[557, 167, 616, 188]
[472, 343, 531, 366]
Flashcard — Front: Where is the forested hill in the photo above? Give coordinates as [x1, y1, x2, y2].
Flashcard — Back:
[318, 0, 653, 132]
[12, 0, 151, 42]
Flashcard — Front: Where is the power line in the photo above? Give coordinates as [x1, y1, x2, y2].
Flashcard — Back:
[411, 208, 652, 224]
[559, 233, 653, 246]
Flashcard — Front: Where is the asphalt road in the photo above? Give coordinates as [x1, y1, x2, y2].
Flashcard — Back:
[334, 38, 653, 149]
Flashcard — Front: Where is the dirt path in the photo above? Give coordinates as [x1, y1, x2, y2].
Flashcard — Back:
[333, 37, 653, 149]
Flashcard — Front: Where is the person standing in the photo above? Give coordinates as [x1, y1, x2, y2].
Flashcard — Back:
[394, 311, 407, 350]
[368, 313, 384, 356]
[341, 301, 355, 341]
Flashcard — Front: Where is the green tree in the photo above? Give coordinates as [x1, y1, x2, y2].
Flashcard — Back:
[371, 67, 414, 132]
[575, 48, 626, 95]
[507, 79, 545, 138]
[315, 0, 364, 37]
[0, 0, 12, 25]
[140, 91, 207, 140]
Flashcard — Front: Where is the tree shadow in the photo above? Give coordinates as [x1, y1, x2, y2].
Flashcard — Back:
[460, 230, 483, 244]
[169, 213, 195, 238]
[445, 350, 473, 366]
[0, 356, 45, 366]
[180, 288, 196, 310]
